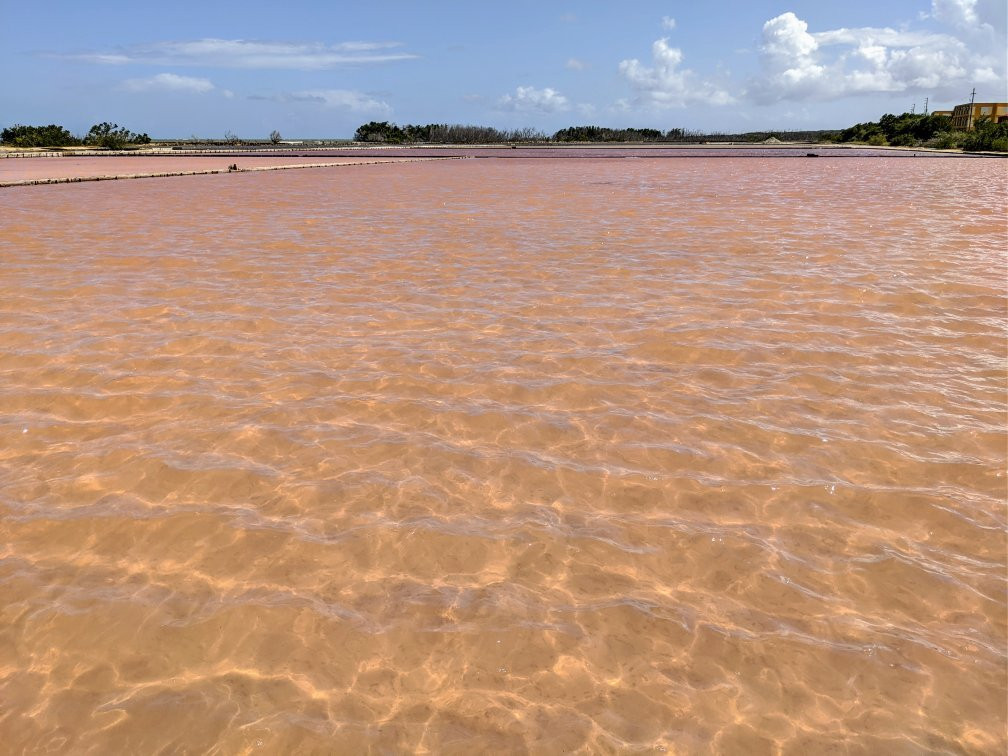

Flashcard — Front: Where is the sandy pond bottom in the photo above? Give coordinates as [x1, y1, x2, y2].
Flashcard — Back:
[0, 158, 1005, 753]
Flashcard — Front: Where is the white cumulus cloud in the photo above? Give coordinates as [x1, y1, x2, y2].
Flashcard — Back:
[497, 86, 570, 113]
[122, 72, 216, 93]
[661, 16, 677, 31]
[925, 0, 1006, 35]
[931, 0, 981, 29]
[748, 9, 1006, 103]
[566, 57, 587, 71]
[619, 37, 734, 107]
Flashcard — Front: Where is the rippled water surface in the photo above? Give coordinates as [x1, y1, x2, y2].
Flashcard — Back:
[1, 158, 1006, 753]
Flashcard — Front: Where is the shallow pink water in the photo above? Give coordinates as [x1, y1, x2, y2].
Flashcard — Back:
[0, 157, 1005, 752]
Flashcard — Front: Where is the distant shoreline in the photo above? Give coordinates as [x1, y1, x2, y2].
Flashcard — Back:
[2, 141, 1001, 161]
[2, 143, 1001, 188]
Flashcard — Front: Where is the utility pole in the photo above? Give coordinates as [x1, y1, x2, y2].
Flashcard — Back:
[924, 97, 928, 115]
[911, 103, 915, 114]
[968, 87, 976, 130]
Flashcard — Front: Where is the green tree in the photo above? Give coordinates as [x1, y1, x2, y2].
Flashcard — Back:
[839, 112, 955, 147]
[1, 124, 80, 147]
[961, 119, 1008, 152]
[354, 121, 406, 142]
[85, 122, 144, 149]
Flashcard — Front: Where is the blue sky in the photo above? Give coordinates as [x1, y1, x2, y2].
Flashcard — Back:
[2, 0, 1005, 138]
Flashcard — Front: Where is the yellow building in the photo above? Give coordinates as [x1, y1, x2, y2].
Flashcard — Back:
[950, 102, 1008, 130]
[931, 109, 953, 118]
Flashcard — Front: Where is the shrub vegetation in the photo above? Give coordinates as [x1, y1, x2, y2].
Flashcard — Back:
[1, 124, 80, 147]
[960, 119, 1008, 152]
[836, 111, 1007, 152]
[1, 122, 151, 149]
[84, 122, 151, 149]
[838, 112, 951, 146]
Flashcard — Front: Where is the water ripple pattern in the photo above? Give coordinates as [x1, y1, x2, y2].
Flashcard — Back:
[0, 158, 1005, 753]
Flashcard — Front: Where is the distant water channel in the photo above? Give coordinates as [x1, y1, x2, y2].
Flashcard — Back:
[0, 157, 1005, 752]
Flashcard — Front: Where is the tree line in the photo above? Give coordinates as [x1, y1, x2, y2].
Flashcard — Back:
[836, 111, 1007, 151]
[353, 121, 841, 145]
[6, 115, 1003, 152]
[1, 123, 151, 149]
[353, 122, 549, 144]
[353, 116, 1005, 151]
